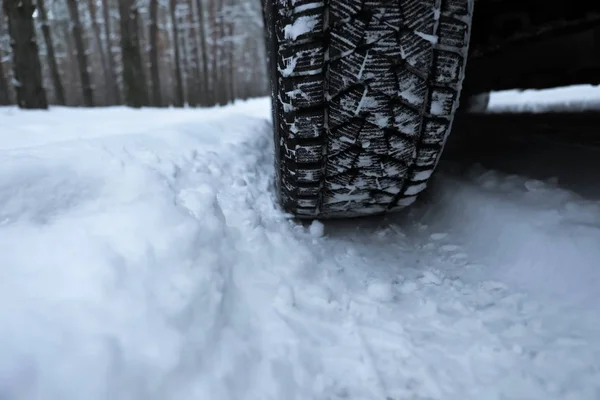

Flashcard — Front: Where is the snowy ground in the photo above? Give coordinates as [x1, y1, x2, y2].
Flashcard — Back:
[487, 84, 600, 113]
[0, 94, 599, 400]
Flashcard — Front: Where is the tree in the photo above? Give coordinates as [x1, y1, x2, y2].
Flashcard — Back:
[208, 0, 219, 104]
[195, 0, 210, 106]
[185, 0, 201, 107]
[36, 0, 65, 105]
[119, 0, 149, 108]
[226, 0, 235, 103]
[0, 46, 9, 105]
[3, 0, 48, 109]
[0, 7, 12, 105]
[101, 0, 121, 104]
[214, 0, 227, 106]
[59, 19, 80, 105]
[0, 59, 8, 105]
[86, 0, 110, 105]
[66, 0, 94, 106]
[148, 0, 162, 106]
[169, 0, 184, 107]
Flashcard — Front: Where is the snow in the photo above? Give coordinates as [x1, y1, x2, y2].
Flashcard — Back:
[1, 93, 600, 400]
[284, 16, 319, 41]
[309, 220, 325, 237]
[488, 84, 600, 112]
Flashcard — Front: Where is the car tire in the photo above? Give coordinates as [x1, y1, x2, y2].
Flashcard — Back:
[263, 0, 475, 218]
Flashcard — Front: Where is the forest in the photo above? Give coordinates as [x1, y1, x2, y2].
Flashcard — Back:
[0, 0, 269, 109]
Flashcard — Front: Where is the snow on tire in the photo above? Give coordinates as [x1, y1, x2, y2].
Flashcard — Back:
[264, 0, 475, 218]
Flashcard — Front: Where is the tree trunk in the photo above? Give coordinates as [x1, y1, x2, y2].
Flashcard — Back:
[119, 0, 149, 108]
[35, 0, 65, 105]
[102, 0, 121, 104]
[215, 0, 227, 106]
[86, 0, 110, 105]
[0, 9, 12, 105]
[209, 0, 219, 106]
[179, 9, 191, 106]
[148, 0, 162, 106]
[186, 0, 202, 107]
[169, 0, 184, 107]
[66, 0, 94, 107]
[194, 0, 210, 106]
[60, 21, 80, 105]
[137, 2, 150, 83]
[227, 0, 235, 104]
[158, 4, 173, 105]
[0, 58, 9, 104]
[3, 0, 47, 109]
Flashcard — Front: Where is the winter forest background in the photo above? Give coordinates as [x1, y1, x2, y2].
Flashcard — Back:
[0, 0, 269, 109]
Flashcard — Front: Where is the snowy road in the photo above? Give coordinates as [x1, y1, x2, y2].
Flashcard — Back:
[0, 98, 599, 400]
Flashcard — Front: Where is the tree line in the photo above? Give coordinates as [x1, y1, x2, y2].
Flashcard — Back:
[0, 0, 268, 109]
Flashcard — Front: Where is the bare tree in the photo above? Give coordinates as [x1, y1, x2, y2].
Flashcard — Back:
[119, 0, 148, 107]
[0, 49, 9, 104]
[179, 5, 191, 105]
[169, 0, 184, 107]
[102, 0, 121, 104]
[184, 0, 201, 106]
[0, 7, 12, 105]
[66, 0, 94, 106]
[148, 0, 162, 106]
[36, 0, 65, 105]
[215, 0, 227, 106]
[60, 20, 80, 105]
[226, 0, 235, 103]
[3, 0, 48, 109]
[209, 0, 220, 105]
[195, 0, 210, 106]
[87, 0, 110, 105]
[0, 60, 8, 105]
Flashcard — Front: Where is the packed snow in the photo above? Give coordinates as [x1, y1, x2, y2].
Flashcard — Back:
[1, 93, 599, 400]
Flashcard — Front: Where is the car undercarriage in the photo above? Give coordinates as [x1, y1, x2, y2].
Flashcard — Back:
[465, 0, 600, 95]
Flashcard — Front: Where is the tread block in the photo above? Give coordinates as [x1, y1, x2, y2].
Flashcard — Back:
[277, 9, 324, 44]
[289, 110, 325, 138]
[329, 86, 367, 129]
[399, 30, 434, 72]
[327, 148, 360, 172]
[414, 147, 440, 167]
[329, 19, 367, 60]
[442, 0, 470, 16]
[433, 50, 463, 85]
[378, 178, 404, 194]
[422, 117, 451, 145]
[297, 168, 323, 183]
[429, 87, 456, 116]
[298, 186, 320, 197]
[330, 0, 362, 22]
[393, 103, 422, 137]
[296, 144, 323, 163]
[279, 42, 325, 78]
[281, 76, 324, 108]
[402, 0, 436, 34]
[382, 158, 409, 177]
[396, 66, 428, 108]
[387, 133, 416, 161]
[438, 17, 469, 47]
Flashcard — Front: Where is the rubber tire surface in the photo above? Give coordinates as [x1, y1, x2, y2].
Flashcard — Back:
[264, 0, 474, 218]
